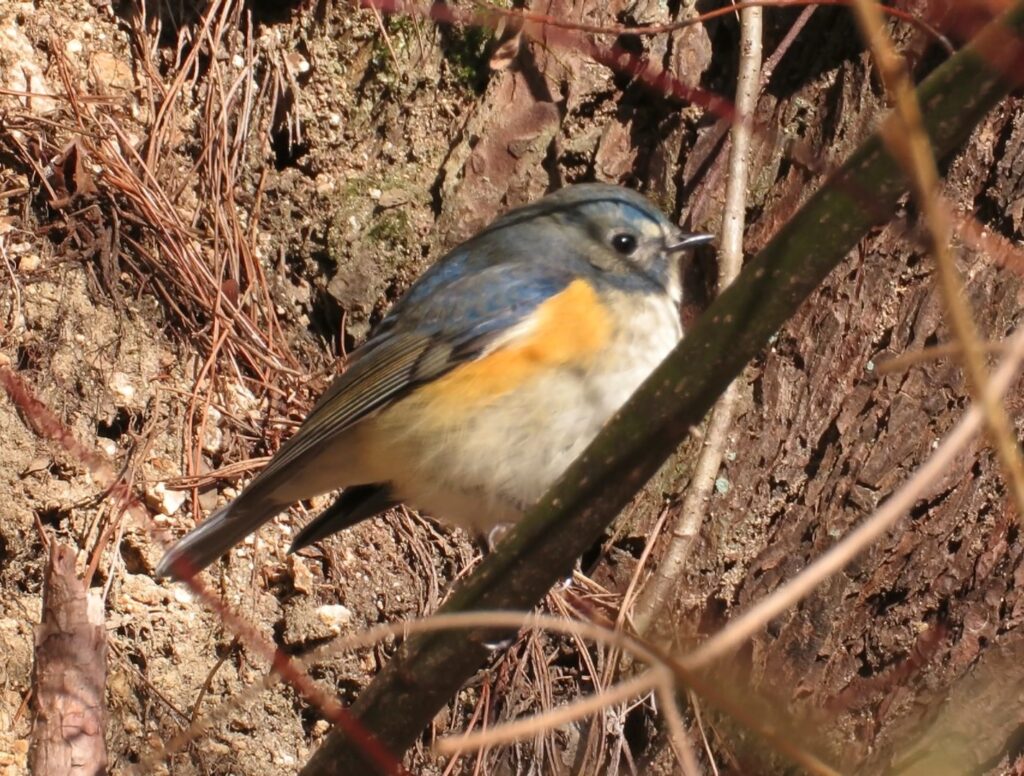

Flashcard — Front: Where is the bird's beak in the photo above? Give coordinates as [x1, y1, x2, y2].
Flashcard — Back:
[666, 232, 715, 253]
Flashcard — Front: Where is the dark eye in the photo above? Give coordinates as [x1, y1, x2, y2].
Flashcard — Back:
[611, 233, 638, 255]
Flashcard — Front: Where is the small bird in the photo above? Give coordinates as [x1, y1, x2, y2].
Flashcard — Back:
[156, 183, 712, 580]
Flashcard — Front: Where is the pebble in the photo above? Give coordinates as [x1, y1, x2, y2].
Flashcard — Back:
[315, 604, 353, 634]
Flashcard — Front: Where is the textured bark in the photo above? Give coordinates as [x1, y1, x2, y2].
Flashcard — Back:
[30, 543, 107, 776]
[665, 28, 1024, 776]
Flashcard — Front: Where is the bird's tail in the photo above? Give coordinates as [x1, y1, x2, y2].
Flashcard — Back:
[289, 484, 396, 554]
[155, 491, 286, 580]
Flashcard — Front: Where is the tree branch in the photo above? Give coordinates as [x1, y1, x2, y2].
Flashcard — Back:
[299, 4, 1024, 772]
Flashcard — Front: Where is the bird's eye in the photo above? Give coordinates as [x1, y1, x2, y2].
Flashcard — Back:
[611, 233, 638, 255]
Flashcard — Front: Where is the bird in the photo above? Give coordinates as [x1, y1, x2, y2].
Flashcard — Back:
[156, 183, 713, 580]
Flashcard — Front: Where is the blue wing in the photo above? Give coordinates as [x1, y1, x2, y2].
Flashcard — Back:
[248, 255, 575, 490]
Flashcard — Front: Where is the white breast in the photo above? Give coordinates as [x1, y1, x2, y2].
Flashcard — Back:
[369, 291, 683, 533]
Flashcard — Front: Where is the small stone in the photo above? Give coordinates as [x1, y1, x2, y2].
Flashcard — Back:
[119, 573, 170, 607]
[109, 371, 135, 400]
[145, 482, 186, 516]
[90, 51, 132, 90]
[378, 189, 408, 208]
[96, 437, 118, 458]
[17, 253, 39, 272]
[315, 604, 353, 634]
[160, 487, 187, 515]
[202, 425, 223, 454]
[198, 488, 219, 511]
[286, 51, 310, 75]
[289, 555, 314, 595]
[228, 382, 258, 412]
[148, 456, 176, 475]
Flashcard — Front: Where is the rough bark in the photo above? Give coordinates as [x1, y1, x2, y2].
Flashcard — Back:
[661, 24, 1024, 776]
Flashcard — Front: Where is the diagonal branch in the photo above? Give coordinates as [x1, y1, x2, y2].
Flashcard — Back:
[299, 4, 1024, 773]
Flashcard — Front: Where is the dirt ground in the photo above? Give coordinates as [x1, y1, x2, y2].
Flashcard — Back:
[3, 1, 1024, 775]
[1, 2, 673, 773]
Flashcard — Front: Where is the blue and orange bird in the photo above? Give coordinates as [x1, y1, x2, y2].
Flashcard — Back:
[157, 183, 713, 579]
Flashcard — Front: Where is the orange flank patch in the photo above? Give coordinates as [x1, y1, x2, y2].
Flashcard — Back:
[422, 279, 612, 406]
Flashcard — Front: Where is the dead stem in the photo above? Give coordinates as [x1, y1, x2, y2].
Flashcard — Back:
[631, 0, 762, 638]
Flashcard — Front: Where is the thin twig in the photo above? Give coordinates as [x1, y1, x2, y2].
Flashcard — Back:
[369, 1, 953, 52]
[760, 5, 816, 88]
[875, 340, 1008, 375]
[659, 685, 704, 776]
[689, 692, 721, 776]
[632, 0, 762, 636]
[439, 679, 490, 775]
[369, 2, 403, 73]
[436, 671, 667, 755]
